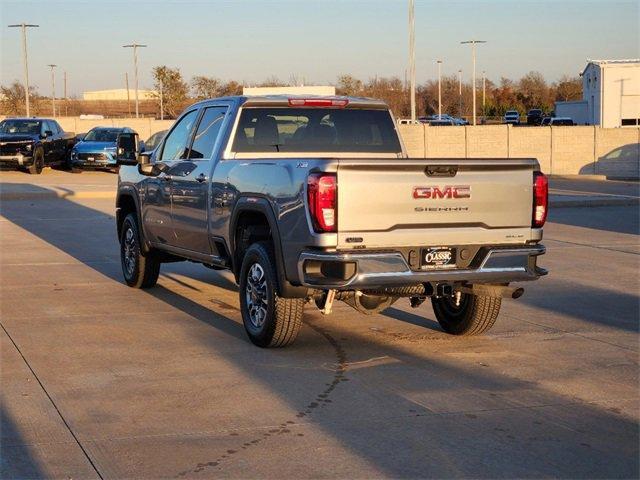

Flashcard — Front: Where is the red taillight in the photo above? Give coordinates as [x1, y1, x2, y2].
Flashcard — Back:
[532, 171, 548, 228]
[307, 173, 337, 232]
[288, 98, 349, 108]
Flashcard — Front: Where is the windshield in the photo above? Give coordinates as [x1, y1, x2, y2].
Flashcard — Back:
[84, 128, 122, 142]
[0, 120, 41, 135]
[232, 108, 402, 154]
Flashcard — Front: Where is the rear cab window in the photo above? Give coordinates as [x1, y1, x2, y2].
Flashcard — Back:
[230, 107, 402, 154]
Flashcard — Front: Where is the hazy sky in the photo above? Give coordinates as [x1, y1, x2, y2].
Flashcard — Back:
[1, 0, 638, 96]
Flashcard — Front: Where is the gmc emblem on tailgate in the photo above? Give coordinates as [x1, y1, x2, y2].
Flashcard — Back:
[413, 185, 471, 199]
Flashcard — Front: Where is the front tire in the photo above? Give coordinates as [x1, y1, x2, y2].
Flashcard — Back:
[431, 293, 501, 336]
[239, 242, 304, 348]
[27, 148, 44, 174]
[120, 213, 160, 288]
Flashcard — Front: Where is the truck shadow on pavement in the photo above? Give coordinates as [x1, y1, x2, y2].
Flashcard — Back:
[0, 186, 638, 479]
[0, 407, 47, 480]
[548, 205, 639, 236]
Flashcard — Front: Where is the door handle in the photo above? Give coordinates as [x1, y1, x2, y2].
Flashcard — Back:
[195, 173, 207, 183]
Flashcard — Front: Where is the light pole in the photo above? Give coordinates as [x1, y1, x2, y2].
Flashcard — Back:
[8, 23, 39, 116]
[63, 70, 68, 116]
[482, 70, 486, 123]
[47, 64, 57, 116]
[461, 40, 486, 126]
[437, 60, 443, 118]
[159, 78, 164, 121]
[123, 43, 147, 118]
[125, 72, 131, 117]
[408, 0, 416, 122]
[458, 69, 463, 118]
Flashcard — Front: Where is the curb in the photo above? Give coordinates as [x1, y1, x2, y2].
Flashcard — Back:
[0, 190, 116, 201]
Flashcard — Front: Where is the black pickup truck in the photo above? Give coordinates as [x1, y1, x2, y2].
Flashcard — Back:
[0, 117, 76, 174]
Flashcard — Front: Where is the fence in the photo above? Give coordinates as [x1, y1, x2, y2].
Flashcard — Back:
[398, 124, 640, 178]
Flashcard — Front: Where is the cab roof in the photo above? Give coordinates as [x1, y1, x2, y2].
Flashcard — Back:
[192, 95, 389, 110]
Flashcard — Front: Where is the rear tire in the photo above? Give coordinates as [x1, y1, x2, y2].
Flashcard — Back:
[431, 293, 501, 336]
[27, 148, 44, 174]
[120, 213, 160, 288]
[239, 242, 304, 348]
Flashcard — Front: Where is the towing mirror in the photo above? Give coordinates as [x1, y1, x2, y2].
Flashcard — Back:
[116, 132, 140, 166]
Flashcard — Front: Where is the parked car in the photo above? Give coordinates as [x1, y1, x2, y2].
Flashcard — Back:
[0, 118, 76, 174]
[503, 110, 520, 125]
[69, 127, 139, 171]
[427, 119, 455, 126]
[527, 109, 544, 126]
[144, 129, 168, 152]
[421, 114, 466, 126]
[540, 117, 552, 126]
[114, 95, 548, 348]
[548, 117, 575, 126]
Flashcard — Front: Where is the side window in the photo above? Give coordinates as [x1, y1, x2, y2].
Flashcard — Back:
[188, 106, 227, 159]
[52, 121, 63, 133]
[159, 110, 199, 161]
[40, 121, 50, 136]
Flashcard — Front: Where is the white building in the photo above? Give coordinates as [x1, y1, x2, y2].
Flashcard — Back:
[83, 89, 157, 101]
[555, 59, 640, 128]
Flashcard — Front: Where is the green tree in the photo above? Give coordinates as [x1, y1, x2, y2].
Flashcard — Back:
[152, 66, 189, 118]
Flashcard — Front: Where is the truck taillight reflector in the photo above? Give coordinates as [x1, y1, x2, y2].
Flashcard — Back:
[532, 171, 548, 228]
[288, 98, 349, 108]
[308, 173, 337, 232]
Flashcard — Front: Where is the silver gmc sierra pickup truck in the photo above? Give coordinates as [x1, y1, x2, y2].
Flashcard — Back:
[115, 95, 548, 348]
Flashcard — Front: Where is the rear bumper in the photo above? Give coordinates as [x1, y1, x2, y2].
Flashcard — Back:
[0, 154, 33, 167]
[297, 245, 546, 289]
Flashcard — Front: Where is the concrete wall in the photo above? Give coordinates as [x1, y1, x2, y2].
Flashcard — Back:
[53, 117, 173, 140]
[508, 126, 552, 173]
[594, 127, 640, 179]
[426, 126, 466, 158]
[466, 125, 508, 158]
[397, 124, 640, 178]
[550, 126, 595, 175]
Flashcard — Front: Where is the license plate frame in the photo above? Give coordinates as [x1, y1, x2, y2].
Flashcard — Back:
[421, 246, 457, 270]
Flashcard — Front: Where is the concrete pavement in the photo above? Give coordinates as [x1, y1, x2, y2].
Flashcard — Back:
[0, 188, 638, 477]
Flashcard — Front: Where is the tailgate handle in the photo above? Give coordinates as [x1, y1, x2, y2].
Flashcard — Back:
[426, 165, 458, 177]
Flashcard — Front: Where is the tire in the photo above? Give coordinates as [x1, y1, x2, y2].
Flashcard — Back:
[239, 242, 304, 348]
[431, 293, 501, 336]
[120, 213, 160, 288]
[27, 148, 44, 174]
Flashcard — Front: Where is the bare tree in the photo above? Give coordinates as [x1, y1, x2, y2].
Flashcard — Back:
[336, 74, 363, 96]
[152, 66, 189, 118]
[0, 81, 41, 115]
[191, 75, 223, 100]
[553, 75, 582, 102]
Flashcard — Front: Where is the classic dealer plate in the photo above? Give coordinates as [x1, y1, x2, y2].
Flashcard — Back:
[421, 247, 457, 269]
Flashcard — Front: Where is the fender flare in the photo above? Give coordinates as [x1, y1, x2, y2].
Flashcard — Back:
[230, 196, 307, 298]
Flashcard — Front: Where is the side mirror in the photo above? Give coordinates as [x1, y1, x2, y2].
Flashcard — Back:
[116, 132, 140, 166]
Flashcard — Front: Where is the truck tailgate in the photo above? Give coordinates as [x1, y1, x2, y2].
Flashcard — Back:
[336, 158, 537, 249]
